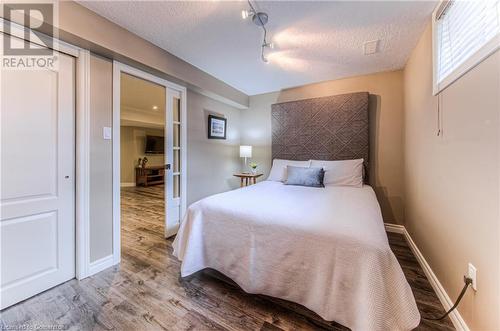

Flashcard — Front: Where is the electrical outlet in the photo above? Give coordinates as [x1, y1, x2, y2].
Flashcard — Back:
[468, 263, 477, 291]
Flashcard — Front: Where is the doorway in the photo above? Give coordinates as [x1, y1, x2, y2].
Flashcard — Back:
[120, 72, 166, 255]
[112, 62, 187, 263]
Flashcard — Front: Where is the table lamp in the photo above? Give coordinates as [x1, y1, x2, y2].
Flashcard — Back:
[240, 145, 252, 171]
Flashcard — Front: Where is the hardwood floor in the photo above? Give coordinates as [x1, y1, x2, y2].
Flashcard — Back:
[0, 185, 454, 331]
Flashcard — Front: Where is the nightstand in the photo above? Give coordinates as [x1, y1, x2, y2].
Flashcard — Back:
[233, 173, 263, 187]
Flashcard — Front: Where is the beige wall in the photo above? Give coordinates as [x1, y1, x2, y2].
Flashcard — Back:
[241, 71, 406, 224]
[404, 23, 500, 330]
[120, 127, 165, 184]
[89, 54, 113, 262]
[187, 90, 241, 205]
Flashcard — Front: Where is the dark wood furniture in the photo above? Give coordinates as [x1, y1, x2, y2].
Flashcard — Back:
[135, 165, 165, 186]
[233, 173, 263, 187]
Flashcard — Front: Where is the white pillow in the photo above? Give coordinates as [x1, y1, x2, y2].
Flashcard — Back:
[310, 159, 364, 187]
[268, 159, 311, 182]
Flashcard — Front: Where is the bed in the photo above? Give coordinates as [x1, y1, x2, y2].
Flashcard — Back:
[173, 181, 419, 330]
[173, 92, 420, 330]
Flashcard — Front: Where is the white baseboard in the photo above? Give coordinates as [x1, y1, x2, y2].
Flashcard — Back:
[385, 223, 469, 331]
[165, 223, 180, 238]
[120, 182, 135, 187]
[88, 254, 115, 277]
[384, 222, 405, 234]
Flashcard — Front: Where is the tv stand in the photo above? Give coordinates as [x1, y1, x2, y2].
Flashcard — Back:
[135, 165, 165, 187]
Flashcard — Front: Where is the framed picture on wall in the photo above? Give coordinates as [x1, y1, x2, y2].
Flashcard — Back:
[208, 115, 227, 139]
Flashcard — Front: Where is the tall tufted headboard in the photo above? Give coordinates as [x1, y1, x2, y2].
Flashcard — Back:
[271, 92, 370, 181]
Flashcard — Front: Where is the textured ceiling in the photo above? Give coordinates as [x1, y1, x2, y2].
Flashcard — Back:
[80, 1, 436, 95]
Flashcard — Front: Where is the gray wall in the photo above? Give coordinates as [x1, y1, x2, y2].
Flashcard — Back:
[2, 1, 247, 264]
[187, 90, 241, 205]
[239, 93, 275, 179]
[88, 54, 242, 262]
[89, 54, 113, 262]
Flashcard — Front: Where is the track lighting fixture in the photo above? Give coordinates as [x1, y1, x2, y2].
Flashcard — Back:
[241, 0, 273, 63]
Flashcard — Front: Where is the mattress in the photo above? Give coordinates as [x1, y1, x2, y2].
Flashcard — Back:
[173, 181, 420, 330]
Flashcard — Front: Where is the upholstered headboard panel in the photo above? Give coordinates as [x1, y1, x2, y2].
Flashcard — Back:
[271, 92, 370, 180]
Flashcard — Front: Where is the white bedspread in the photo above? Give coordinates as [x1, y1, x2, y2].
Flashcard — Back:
[173, 181, 420, 330]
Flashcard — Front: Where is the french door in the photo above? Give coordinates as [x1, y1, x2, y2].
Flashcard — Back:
[165, 89, 184, 237]
[113, 62, 187, 262]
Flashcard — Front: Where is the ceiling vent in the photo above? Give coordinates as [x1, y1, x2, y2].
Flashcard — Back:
[364, 40, 380, 55]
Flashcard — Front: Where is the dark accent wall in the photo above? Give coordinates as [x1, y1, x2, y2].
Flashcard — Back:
[271, 92, 369, 179]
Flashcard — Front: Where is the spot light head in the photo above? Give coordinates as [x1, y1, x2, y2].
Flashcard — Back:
[252, 12, 268, 26]
[241, 9, 250, 19]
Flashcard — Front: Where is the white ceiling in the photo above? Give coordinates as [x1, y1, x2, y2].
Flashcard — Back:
[80, 1, 436, 96]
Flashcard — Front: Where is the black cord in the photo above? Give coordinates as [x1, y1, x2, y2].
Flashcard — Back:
[247, 0, 270, 62]
[423, 276, 472, 321]
[247, 0, 257, 15]
[437, 92, 441, 136]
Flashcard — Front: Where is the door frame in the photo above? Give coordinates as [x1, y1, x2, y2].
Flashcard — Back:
[0, 19, 91, 280]
[112, 61, 187, 264]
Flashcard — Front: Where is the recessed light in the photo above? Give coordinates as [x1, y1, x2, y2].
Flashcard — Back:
[152, 105, 158, 110]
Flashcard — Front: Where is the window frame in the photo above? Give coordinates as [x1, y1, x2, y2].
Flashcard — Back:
[432, 0, 500, 95]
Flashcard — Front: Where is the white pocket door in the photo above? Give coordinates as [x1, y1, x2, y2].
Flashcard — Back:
[165, 89, 182, 237]
[0, 52, 76, 309]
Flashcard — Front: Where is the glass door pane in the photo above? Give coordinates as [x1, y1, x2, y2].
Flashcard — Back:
[173, 97, 181, 199]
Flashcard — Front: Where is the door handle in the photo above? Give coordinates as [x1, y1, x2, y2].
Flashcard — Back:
[165, 164, 171, 170]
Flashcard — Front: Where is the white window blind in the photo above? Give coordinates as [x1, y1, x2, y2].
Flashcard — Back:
[434, 0, 500, 93]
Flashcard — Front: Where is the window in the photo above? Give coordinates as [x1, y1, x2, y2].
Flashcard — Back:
[433, 0, 500, 94]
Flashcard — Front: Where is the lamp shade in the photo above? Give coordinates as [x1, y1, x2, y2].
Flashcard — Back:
[240, 145, 252, 158]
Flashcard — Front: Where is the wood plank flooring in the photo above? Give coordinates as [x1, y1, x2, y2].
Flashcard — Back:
[0, 185, 455, 330]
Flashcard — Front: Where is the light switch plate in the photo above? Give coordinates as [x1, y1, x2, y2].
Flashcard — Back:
[103, 127, 112, 140]
[468, 263, 477, 291]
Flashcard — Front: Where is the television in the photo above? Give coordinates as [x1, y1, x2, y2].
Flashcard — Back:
[145, 135, 164, 154]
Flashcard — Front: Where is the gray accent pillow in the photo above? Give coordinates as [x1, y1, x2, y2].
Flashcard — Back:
[285, 166, 325, 187]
